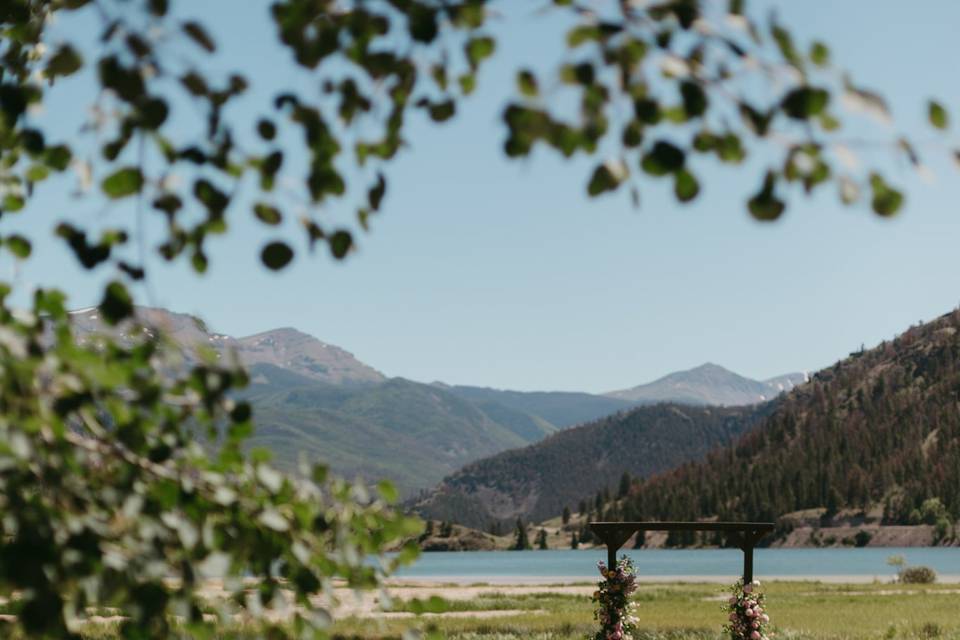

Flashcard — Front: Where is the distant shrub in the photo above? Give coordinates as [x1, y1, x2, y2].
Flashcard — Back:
[899, 565, 937, 584]
[854, 530, 873, 547]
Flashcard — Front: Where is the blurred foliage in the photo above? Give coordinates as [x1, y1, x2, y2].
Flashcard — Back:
[0, 0, 949, 637]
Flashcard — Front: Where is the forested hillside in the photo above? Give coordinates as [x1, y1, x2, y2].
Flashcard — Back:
[413, 403, 768, 529]
[626, 310, 960, 532]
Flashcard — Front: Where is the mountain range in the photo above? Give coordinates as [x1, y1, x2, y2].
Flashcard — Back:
[67, 306, 803, 496]
[414, 309, 960, 537]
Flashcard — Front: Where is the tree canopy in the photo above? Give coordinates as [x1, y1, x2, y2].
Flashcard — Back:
[0, 0, 949, 637]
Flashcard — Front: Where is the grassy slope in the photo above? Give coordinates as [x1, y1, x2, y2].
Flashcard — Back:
[242, 366, 556, 495]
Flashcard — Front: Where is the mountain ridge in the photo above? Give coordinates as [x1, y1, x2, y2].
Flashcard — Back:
[606, 362, 806, 406]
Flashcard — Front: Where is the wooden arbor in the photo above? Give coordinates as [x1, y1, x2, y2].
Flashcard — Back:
[589, 521, 775, 583]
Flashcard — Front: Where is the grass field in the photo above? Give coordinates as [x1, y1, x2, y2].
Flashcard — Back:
[335, 581, 960, 640]
[2, 580, 957, 638]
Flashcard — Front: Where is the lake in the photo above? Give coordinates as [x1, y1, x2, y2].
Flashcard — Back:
[392, 548, 960, 582]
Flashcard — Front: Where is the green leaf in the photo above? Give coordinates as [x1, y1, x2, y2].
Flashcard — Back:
[465, 37, 495, 68]
[182, 21, 215, 52]
[640, 141, 685, 176]
[567, 25, 601, 47]
[257, 119, 276, 140]
[46, 45, 83, 77]
[253, 203, 282, 226]
[26, 164, 49, 182]
[674, 169, 700, 202]
[148, 0, 168, 16]
[377, 480, 399, 504]
[2, 194, 25, 211]
[261, 241, 293, 270]
[680, 82, 708, 118]
[621, 122, 643, 148]
[43, 145, 72, 171]
[458, 73, 476, 95]
[99, 280, 133, 324]
[4, 234, 31, 259]
[102, 167, 144, 198]
[869, 173, 903, 216]
[781, 87, 829, 120]
[739, 104, 773, 136]
[633, 98, 661, 125]
[180, 72, 208, 96]
[368, 174, 386, 211]
[516, 70, 538, 97]
[928, 101, 949, 130]
[408, 6, 438, 42]
[329, 230, 353, 259]
[748, 172, 785, 221]
[809, 41, 830, 67]
[587, 163, 623, 196]
[138, 97, 168, 129]
[427, 100, 455, 122]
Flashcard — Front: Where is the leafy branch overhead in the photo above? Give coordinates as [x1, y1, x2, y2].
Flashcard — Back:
[504, 1, 949, 217]
[0, 0, 948, 288]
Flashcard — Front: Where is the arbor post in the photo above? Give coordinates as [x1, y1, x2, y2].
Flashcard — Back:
[589, 521, 773, 583]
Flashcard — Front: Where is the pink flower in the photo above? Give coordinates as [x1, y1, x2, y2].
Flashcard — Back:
[743, 584, 753, 594]
[751, 632, 760, 640]
[761, 614, 769, 623]
[729, 613, 737, 621]
[729, 596, 737, 605]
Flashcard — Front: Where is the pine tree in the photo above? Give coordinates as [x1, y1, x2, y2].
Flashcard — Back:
[571, 532, 579, 549]
[618, 471, 632, 498]
[562, 506, 571, 525]
[536, 529, 548, 550]
[512, 518, 531, 550]
[423, 520, 435, 540]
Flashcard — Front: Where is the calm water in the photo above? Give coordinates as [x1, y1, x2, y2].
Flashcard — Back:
[393, 548, 960, 581]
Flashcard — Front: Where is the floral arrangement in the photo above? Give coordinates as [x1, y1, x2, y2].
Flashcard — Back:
[724, 579, 770, 640]
[591, 558, 639, 640]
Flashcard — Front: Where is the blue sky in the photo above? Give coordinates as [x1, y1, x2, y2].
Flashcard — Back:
[8, 1, 960, 392]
